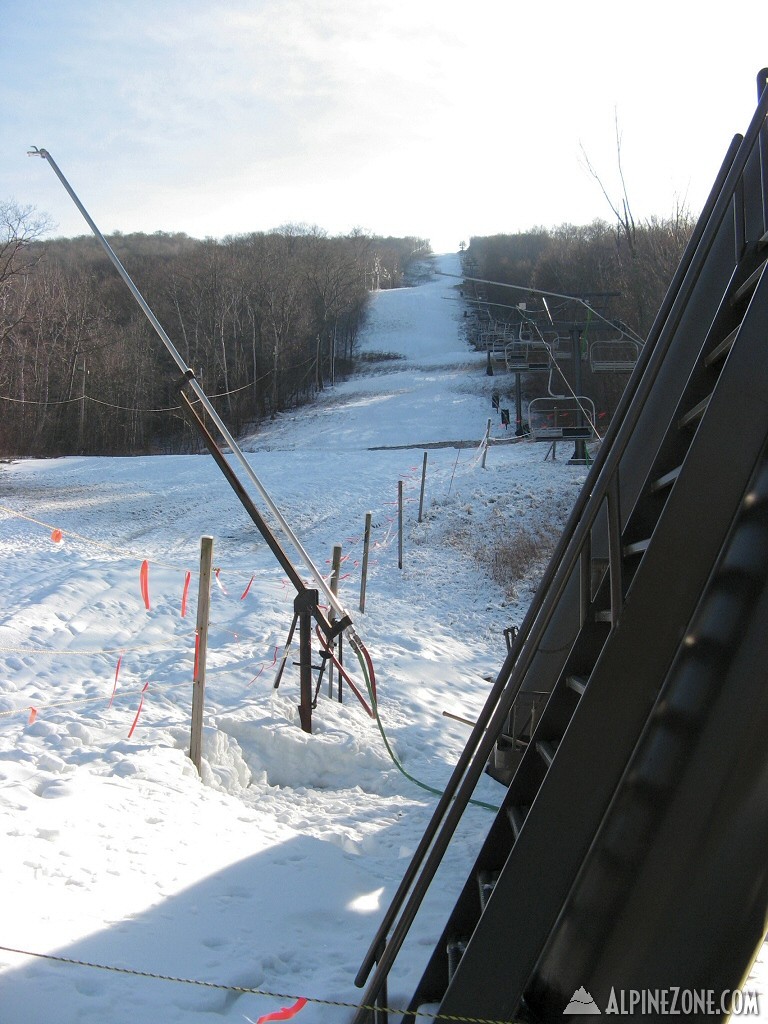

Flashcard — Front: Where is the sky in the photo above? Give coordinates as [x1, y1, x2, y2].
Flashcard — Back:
[2, 1, 768, 252]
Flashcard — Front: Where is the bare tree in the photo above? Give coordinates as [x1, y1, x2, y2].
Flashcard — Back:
[580, 111, 637, 258]
[0, 201, 51, 286]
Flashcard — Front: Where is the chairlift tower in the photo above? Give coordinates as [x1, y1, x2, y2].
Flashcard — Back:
[568, 326, 588, 463]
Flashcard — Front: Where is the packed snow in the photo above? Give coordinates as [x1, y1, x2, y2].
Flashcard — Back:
[0, 254, 764, 1022]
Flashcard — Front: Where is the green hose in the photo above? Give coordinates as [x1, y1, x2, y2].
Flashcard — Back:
[351, 640, 500, 813]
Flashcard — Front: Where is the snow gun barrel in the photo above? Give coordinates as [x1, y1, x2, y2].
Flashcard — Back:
[29, 146, 354, 635]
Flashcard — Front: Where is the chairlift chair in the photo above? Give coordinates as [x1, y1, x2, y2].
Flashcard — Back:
[589, 338, 641, 372]
[528, 395, 596, 441]
[502, 324, 552, 372]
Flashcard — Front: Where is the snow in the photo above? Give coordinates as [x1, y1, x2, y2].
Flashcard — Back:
[0, 253, 765, 1022]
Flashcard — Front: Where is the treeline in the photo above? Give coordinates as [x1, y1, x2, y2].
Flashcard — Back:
[466, 213, 693, 338]
[464, 213, 695, 418]
[0, 201, 430, 457]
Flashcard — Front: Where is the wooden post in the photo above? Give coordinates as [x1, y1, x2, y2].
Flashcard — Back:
[295, 589, 317, 734]
[360, 512, 372, 613]
[418, 451, 428, 523]
[328, 544, 342, 698]
[190, 535, 213, 775]
[481, 418, 492, 469]
[398, 480, 404, 570]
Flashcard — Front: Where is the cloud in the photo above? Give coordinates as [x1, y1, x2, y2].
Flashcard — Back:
[6, 0, 768, 249]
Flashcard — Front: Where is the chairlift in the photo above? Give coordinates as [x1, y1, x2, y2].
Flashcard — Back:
[486, 335, 510, 363]
[539, 329, 572, 361]
[528, 396, 596, 441]
[503, 343, 529, 371]
[589, 338, 641, 372]
[503, 324, 555, 372]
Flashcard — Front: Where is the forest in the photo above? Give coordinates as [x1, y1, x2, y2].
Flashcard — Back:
[0, 198, 694, 458]
[0, 201, 429, 457]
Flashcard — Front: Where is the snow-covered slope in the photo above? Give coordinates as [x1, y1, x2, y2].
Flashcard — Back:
[0, 254, 763, 1022]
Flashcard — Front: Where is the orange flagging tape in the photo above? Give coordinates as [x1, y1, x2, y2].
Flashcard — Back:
[181, 571, 191, 618]
[127, 682, 148, 739]
[50, 528, 63, 544]
[240, 575, 254, 600]
[28, 708, 37, 725]
[255, 997, 307, 1024]
[139, 560, 150, 611]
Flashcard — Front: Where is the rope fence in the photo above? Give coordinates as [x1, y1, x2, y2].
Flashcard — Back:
[0, 943, 514, 1024]
[0, 354, 319, 415]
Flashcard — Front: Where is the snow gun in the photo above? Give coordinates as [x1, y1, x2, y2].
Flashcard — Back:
[29, 147, 375, 734]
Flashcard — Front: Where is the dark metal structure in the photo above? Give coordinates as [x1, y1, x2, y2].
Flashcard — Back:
[354, 68, 768, 1023]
